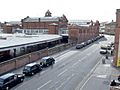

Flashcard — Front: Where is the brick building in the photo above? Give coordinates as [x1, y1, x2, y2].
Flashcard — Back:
[68, 20, 100, 43]
[114, 9, 120, 67]
[21, 10, 68, 35]
[104, 20, 116, 35]
[2, 21, 21, 33]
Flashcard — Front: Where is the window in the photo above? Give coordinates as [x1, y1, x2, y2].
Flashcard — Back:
[31, 65, 37, 70]
[20, 47, 25, 54]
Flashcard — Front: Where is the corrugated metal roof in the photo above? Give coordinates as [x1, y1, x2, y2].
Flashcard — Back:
[23, 17, 59, 22]
[69, 20, 92, 27]
[5, 21, 21, 25]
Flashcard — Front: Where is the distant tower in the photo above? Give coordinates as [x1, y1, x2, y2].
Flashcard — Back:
[45, 10, 52, 17]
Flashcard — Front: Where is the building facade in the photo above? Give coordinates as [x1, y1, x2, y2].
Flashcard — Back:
[21, 10, 68, 35]
[2, 21, 21, 33]
[104, 20, 116, 35]
[68, 20, 100, 43]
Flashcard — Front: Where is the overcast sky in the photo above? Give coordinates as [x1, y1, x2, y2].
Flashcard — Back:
[0, 0, 119, 22]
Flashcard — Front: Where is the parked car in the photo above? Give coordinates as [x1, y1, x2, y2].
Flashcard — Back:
[86, 40, 92, 45]
[107, 44, 111, 50]
[23, 62, 42, 76]
[76, 43, 84, 49]
[40, 56, 55, 67]
[0, 73, 24, 90]
[100, 49, 108, 54]
[100, 45, 108, 50]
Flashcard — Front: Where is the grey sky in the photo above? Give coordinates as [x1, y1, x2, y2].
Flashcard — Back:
[0, 0, 119, 22]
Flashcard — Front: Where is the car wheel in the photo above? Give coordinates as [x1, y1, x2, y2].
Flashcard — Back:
[31, 72, 34, 75]
[52, 61, 55, 64]
[6, 86, 9, 90]
[46, 64, 49, 67]
[21, 78, 24, 82]
[40, 67, 42, 71]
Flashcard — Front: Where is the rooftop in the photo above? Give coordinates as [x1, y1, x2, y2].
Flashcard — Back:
[23, 16, 59, 22]
[69, 20, 92, 27]
[0, 33, 62, 51]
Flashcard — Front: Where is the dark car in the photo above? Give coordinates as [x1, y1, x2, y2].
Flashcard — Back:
[86, 40, 92, 45]
[23, 63, 42, 76]
[0, 73, 24, 90]
[76, 43, 84, 49]
[40, 56, 55, 67]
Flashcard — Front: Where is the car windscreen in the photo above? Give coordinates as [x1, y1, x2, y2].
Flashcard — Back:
[24, 66, 31, 70]
[41, 59, 47, 62]
[0, 78, 4, 85]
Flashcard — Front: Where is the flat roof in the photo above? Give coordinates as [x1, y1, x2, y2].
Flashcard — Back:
[0, 34, 62, 51]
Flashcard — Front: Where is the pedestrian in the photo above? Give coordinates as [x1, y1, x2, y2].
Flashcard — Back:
[102, 58, 105, 64]
[106, 54, 108, 59]
[111, 50, 113, 56]
[110, 80, 117, 86]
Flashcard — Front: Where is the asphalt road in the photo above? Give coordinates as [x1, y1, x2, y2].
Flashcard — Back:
[11, 35, 113, 90]
[78, 35, 114, 90]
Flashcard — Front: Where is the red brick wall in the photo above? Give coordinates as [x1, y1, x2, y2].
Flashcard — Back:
[114, 28, 119, 66]
[68, 22, 99, 43]
[114, 9, 120, 66]
[68, 25, 79, 42]
[48, 24, 59, 34]
[3, 25, 13, 33]
[22, 18, 67, 34]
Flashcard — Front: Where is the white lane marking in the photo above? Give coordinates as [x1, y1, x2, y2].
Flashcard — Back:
[72, 62, 79, 67]
[96, 75, 107, 78]
[75, 56, 102, 90]
[56, 74, 75, 90]
[55, 58, 63, 63]
[37, 80, 52, 90]
[55, 82, 64, 90]
[87, 53, 91, 56]
[79, 74, 92, 90]
[78, 48, 98, 62]
[104, 64, 110, 67]
[57, 69, 68, 77]
[79, 56, 86, 62]
[40, 71, 46, 75]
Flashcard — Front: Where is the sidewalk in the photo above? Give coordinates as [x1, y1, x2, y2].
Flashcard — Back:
[80, 56, 120, 90]
[94, 56, 120, 90]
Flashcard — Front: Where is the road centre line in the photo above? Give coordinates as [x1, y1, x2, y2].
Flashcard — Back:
[37, 80, 52, 90]
[72, 62, 79, 67]
[57, 69, 68, 77]
[79, 56, 86, 61]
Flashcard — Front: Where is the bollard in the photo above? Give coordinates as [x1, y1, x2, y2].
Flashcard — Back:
[102, 58, 105, 64]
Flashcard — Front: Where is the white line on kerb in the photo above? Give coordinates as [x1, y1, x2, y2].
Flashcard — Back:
[72, 62, 79, 67]
[75, 56, 102, 90]
[57, 69, 68, 77]
[37, 80, 52, 90]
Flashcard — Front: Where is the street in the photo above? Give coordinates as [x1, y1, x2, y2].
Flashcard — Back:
[11, 35, 114, 90]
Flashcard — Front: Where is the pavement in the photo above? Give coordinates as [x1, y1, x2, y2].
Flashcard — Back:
[79, 55, 120, 90]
